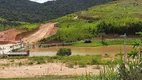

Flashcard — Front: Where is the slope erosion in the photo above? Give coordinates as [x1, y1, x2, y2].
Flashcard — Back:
[22, 23, 57, 44]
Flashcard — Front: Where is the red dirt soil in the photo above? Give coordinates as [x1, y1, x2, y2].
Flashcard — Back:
[44, 27, 59, 38]
[0, 22, 58, 44]
[0, 29, 25, 44]
[22, 22, 57, 44]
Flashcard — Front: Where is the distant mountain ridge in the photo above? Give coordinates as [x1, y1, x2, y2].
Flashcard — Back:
[0, 0, 112, 22]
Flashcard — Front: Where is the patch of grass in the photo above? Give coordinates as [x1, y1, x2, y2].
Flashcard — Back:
[17, 23, 39, 31]
[0, 55, 118, 67]
[27, 61, 34, 65]
[28, 55, 113, 66]
[0, 64, 10, 67]
[29, 56, 47, 64]
[73, 38, 140, 47]
[66, 63, 74, 68]
[7, 56, 27, 59]
[0, 75, 79, 80]
[79, 62, 87, 68]
[104, 54, 110, 58]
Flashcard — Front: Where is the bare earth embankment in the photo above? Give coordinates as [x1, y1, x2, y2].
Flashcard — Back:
[22, 23, 57, 44]
[0, 29, 25, 44]
[0, 22, 58, 44]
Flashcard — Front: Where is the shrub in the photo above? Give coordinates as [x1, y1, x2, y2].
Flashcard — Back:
[91, 55, 101, 65]
[66, 63, 74, 68]
[28, 62, 34, 65]
[84, 39, 92, 43]
[56, 48, 72, 56]
[18, 62, 23, 66]
[79, 62, 87, 68]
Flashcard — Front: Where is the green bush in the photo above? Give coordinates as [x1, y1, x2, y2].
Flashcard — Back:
[56, 48, 72, 56]
[84, 39, 92, 43]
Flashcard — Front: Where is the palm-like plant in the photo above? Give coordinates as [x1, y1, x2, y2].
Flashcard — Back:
[128, 50, 138, 59]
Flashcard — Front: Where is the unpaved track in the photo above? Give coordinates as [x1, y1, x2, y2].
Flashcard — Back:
[0, 63, 99, 78]
[22, 23, 56, 43]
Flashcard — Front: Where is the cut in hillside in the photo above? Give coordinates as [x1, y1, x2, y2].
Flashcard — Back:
[0, 17, 40, 44]
[0, 23, 57, 44]
[0, 29, 25, 44]
[40, 0, 142, 43]
[22, 23, 57, 44]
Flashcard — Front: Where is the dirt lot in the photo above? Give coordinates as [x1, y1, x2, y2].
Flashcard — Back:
[0, 63, 99, 78]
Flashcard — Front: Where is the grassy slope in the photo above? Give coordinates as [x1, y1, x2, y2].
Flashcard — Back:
[0, 17, 39, 31]
[42, 0, 142, 43]
[54, 0, 142, 22]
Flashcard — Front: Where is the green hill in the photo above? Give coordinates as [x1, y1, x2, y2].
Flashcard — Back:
[0, 0, 112, 23]
[41, 0, 142, 43]
[0, 17, 39, 31]
[0, 0, 113, 31]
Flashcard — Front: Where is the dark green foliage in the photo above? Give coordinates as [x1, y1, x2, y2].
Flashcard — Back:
[0, 18, 24, 31]
[91, 57, 101, 64]
[29, 56, 46, 64]
[0, 18, 39, 31]
[97, 17, 142, 34]
[0, 0, 112, 23]
[128, 50, 138, 59]
[84, 39, 92, 43]
[56, 48, 72, 56]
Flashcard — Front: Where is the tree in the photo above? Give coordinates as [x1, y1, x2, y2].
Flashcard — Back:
[56, 48, 71, 56]
[98, 32, 107, 45]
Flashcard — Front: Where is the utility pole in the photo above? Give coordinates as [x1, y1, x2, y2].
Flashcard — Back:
[120, 33, 127, 64]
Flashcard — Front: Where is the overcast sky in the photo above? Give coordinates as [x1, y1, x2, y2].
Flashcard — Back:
[30, 0, 53, 3]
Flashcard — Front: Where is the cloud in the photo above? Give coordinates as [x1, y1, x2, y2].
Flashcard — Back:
[30, 0, 53, 3]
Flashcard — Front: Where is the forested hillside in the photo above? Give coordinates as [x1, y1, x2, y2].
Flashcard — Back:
[0, 0, 112, 22]
[40, 0, 142, 43]
[0, 17, 39, 31]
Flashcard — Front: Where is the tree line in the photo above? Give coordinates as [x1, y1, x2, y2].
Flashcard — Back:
[0, 0, 112, 23]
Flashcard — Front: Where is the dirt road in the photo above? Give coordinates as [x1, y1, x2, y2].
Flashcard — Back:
[0, 63, 99, 78]
[22, 23, 57, 44]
